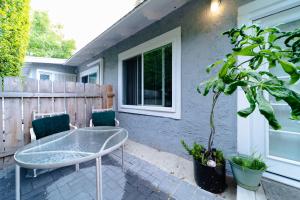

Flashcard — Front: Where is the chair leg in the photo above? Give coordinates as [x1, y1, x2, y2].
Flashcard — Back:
[96, 157, 102, 200]
[16, 165, 21, 200]
[121, 144, 124, 172]
[75, 164, 80, 172]
[33, 169, 37, 178]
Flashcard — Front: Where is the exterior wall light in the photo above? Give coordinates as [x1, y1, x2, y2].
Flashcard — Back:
[211, 0, 221, 12]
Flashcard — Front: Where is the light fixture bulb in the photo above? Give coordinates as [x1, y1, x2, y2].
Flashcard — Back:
[211, 0, 221, 12]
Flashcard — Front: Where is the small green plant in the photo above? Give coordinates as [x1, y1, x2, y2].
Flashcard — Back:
[181, 140, 224, 166]
[230, 154, 267, 171]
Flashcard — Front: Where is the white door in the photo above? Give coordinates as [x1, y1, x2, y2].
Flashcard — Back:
[251, 6, 300, 182]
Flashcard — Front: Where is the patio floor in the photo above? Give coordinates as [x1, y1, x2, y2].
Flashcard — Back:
[1, 150, 222, 200]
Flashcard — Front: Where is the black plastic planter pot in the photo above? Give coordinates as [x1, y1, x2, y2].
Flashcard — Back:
[193, 159, 226, 194]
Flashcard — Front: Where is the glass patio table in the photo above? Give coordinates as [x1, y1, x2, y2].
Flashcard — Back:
[14, 126, 128, 200]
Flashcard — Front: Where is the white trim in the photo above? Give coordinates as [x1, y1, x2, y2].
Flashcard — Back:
[36, 69, 76, 82]
[26, 56, 67, 65]
[264, 172, 300, 189]
[238, 0, 300, 25]
[118, 27, 181, 119]
[237, 0, 300, 186]
[80, 58, 104, 85]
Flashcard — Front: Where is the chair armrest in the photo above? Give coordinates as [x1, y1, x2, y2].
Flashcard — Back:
[115, 119, 120, 127]
[30, 128, 37, 141]
[69, 123, 78, 129]
[89, 119, 93, 127]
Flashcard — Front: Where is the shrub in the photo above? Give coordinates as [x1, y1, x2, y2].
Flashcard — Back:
[0, 0, 30, 77]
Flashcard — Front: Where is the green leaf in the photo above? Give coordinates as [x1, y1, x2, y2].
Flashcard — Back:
[224, 81, 247, 95]
[249, 56, 263, 70]
[292, 39, 300, 52]
[238, 89, 256, 117]
[284, 33, 300, 47]
[218, 56, 236, 78]
[219, 64, 228, 78]
[200, 78, 218, 96]
[279, 60, 300, 84]
[215, 79, 225, 92]
[256, 90, 281, 130]
[206, 60, 224, 73]
[264, 85, 300, 120]
[233, 44, 259, 56]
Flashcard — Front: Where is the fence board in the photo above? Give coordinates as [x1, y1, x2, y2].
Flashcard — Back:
[23, 79, 38, 144]
[66, 82, 76, 125]
[39, 80, 53, 113]
[102, 85, 114, 109]
[53, 81, 66, 113]
[76, 83, 85, 128]
[3, 77, 23, 155]
[85, 84, 96, 126]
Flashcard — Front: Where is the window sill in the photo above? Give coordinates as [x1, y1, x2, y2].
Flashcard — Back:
[118, 105, 181, 119]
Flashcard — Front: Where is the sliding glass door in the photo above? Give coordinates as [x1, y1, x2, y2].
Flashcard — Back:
[252, 6, 300, 181]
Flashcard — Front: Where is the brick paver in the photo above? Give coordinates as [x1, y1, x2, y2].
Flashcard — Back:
[0, 150, 221, 200]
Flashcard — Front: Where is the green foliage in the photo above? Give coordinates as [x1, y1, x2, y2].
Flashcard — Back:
[0, 0, 30, 77]
[199, 25, 300, 130]
[181, 140, 224, 167]
[230, 155, 267, 171]
[27, 11, 76, 59]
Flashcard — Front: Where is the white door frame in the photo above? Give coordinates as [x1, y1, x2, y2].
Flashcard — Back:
[237, 0, 300, 188]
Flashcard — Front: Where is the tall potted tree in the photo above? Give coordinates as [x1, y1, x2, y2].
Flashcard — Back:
[182, 25, 300, 193]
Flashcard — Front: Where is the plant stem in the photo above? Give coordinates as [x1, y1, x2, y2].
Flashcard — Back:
[236, 58, 253, 68]
[208, 92, 220, 154]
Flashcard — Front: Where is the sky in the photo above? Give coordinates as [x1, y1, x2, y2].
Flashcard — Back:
[30, 0, 137, 52]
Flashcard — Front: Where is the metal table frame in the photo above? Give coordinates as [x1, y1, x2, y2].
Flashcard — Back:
[15, 127, 128, 200]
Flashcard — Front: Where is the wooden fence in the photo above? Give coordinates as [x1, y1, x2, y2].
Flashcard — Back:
[0, 77, 114, 168]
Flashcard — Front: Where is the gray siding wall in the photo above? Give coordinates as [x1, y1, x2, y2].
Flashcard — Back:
[23, 62, 77, 79]
[83, 0, 252, 161]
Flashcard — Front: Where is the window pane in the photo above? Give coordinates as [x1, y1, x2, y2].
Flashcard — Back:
[89, 73, 97, 84]
[164, 44, 172, 107]
[270, 131, 300, 162]
[81, 76, 88, 83]
[40, 74, 50, 80]
[123, 55, 142, 105]
[268, 19, 300, 162]
[144, 44, 172, 107]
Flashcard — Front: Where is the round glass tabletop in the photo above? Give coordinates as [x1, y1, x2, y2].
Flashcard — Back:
[14, 126, 128, 169]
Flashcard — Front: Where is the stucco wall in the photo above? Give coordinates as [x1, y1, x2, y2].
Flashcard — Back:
[23, 62, 77, 79]
[81, 0, 251, 163]
[83, 0, 243, 161]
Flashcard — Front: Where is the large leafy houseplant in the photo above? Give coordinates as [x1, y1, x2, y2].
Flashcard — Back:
[182, 25, 300, 192]
[200, 24, 300, 156]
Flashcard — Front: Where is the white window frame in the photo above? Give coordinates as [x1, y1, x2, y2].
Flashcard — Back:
[36, 69, 76, 82]
[118, 27, 181, 119]
[237, 0, 300, 188]
[80, 58, 104, 85]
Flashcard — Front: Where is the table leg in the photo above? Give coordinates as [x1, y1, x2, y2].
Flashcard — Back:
[96, 157, 102, 200]
[16, 165, 21, 200]
[122, 144, 124, 172]
[75, 163, 80, 172]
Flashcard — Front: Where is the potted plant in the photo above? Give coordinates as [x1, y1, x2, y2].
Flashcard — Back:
[182, 24, 300, 193]
[181, 141, 226, 193]
[228, 154, 267, 191]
